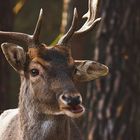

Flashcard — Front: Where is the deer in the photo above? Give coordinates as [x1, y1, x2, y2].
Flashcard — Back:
[0, 0, 108, 140]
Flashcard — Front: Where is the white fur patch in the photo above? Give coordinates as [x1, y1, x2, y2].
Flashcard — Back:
[0, 108, 18, 138]
[41, 120, 54, 136]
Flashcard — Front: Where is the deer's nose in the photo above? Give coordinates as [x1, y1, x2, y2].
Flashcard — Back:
[60, 94, 82, 106]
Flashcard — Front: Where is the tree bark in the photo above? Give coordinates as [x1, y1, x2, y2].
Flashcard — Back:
[83, 0, 140, 140]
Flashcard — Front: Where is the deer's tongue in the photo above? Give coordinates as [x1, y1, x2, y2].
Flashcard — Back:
[64, 105, 83, 113]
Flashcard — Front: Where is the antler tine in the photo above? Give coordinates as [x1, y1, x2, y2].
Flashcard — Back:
[57, 0, 100, 46]
[0, 31, 32, 45]
[0, 31, 32, 47]
[75, 0, 101, 34]
[0, 9, 44, 48]
[57, 8, 78, 46]
[33, 8, 43, 45]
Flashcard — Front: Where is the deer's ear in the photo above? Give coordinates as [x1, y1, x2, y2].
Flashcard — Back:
[74, 60, 109, 82]
[1, 43, 26, 73]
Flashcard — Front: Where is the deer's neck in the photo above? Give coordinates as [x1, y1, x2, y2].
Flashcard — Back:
[18, 80, 71, 140]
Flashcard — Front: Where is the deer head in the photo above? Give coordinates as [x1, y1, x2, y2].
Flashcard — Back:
[0, 0, 108, 119]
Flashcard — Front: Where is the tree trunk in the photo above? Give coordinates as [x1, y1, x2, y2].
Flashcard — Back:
[83, 0, 140, 140]
[0, 0, 14, 113]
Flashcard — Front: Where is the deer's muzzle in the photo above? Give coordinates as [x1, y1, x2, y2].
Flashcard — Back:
[58, 94, 85, 118]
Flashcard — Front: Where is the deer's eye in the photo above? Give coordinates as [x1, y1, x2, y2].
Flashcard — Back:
[30, 69, 39, 77]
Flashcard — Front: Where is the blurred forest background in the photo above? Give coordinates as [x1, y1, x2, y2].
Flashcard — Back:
[0, 0, 139, 140]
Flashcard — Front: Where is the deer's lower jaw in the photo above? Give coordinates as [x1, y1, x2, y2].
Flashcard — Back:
[61, 104, 85, 118]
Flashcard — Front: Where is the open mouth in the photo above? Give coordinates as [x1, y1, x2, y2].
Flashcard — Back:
[62, 104, 84, 114]
[58, 95, 85, 118]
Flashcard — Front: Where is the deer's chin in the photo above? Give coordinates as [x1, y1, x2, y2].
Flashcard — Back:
[60, 105, 85, 118]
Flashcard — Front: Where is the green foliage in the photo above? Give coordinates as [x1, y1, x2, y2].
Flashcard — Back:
[49, 34, 63, 46]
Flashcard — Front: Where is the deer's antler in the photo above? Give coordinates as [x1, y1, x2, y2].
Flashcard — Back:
[58, 0, 101, 46]
[0, 9, 43, 48]
[33, 8, 43, 45]
[57, 8, 78, 45]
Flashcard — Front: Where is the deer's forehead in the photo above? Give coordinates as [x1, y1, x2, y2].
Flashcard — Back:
[28, 46, 74, 67]
[42, 49, 69, 63]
